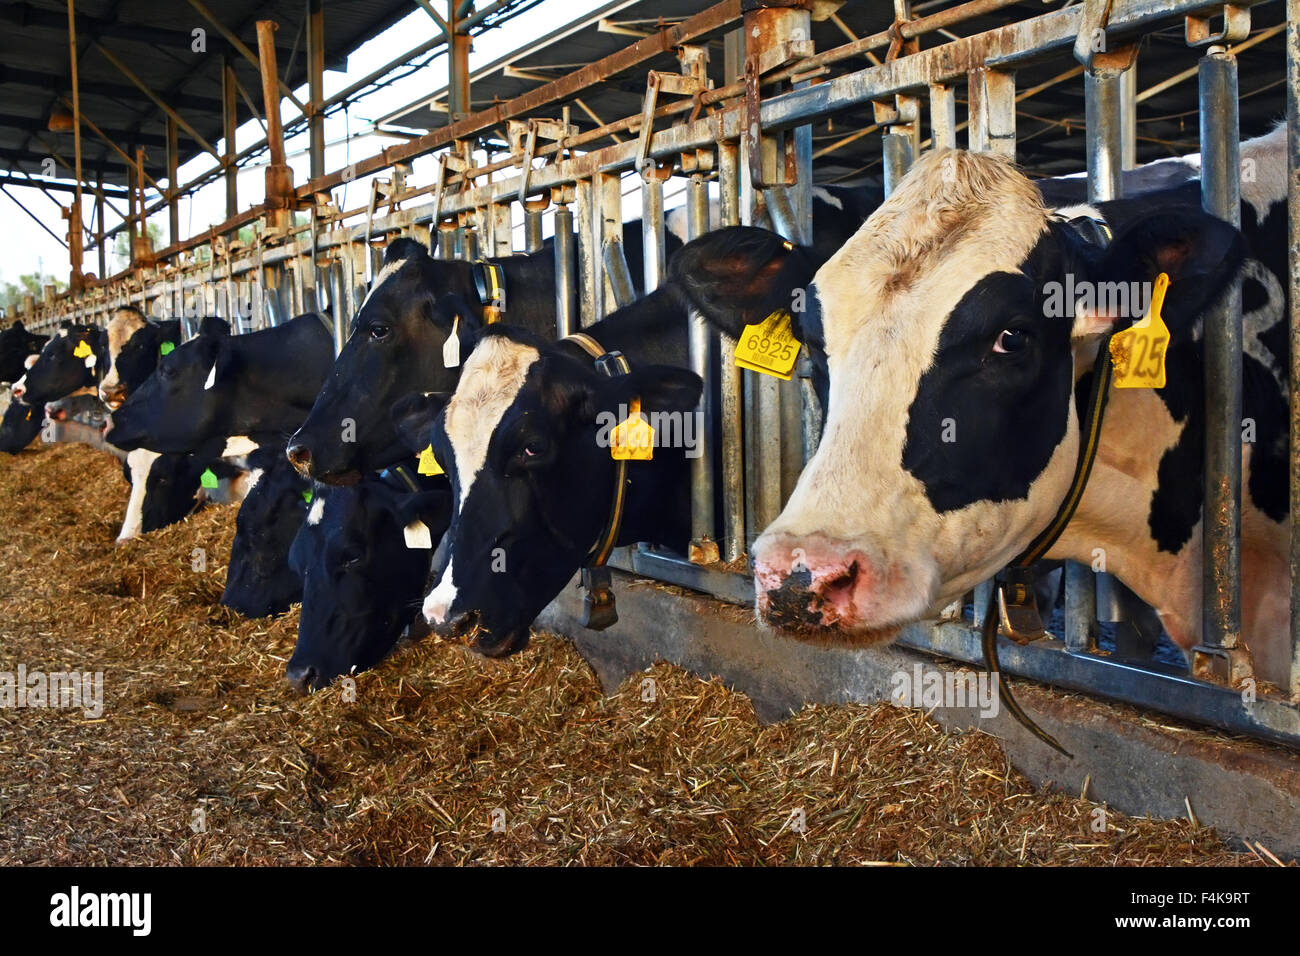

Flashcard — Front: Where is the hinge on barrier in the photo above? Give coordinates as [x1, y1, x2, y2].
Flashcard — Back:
[744, 38, 812, 189]
[1186, 4, 1251, 47]
[510, 117, 572, 204]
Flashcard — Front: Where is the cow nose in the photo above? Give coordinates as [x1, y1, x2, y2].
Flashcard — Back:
[285, 442, 312, 473]
[285, 662, 319, 694]
[752, 536, 878, 631]
[100, 384, 125, 407]
[11, 381, 24, 400]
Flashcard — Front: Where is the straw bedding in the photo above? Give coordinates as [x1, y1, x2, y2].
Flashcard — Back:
[0, 442, 1278, 865]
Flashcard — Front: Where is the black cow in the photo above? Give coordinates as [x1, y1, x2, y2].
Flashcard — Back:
[106, 313, 334, 458]
[222, 445, 312, 617]
[285, 465, 450, 691]
[0, 321, 48, 383]
[396, 227, 815, 656]
[287, 237, 560, 484]
[0, 397, 42, 453]
[12, 323, 107, 406]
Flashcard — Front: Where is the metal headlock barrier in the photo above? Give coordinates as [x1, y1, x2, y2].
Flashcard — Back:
[14, 0, 1300, 748]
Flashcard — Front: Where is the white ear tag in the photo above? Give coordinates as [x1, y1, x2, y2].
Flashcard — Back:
[84, 353, 97, 370]
[203, 361, 217, 390]
[442, 314, 460, 369]
[403, 519, 433, 550]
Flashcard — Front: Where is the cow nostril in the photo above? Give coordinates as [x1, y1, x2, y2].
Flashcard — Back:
[821, 561, 860, 601]
[285, 663, 319, 694]
[286, 444, 312, 469]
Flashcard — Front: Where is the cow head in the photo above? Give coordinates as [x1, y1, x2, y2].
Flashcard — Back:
[747, 149, 1244, 639]
[0, 397, 42, 453]
[0, 320, 48, 384]
[100, 307, 180, 408]
[287, 239, 478, 484]
[222, 449, 309, 618]
[397, 329, 701, 657]
[13, 323, 106, 406]
[285, 475, 451, 691]
[105, 316, 232, 454]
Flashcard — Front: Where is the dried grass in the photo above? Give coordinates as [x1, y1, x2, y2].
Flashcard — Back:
[0, 443, 1272, 865]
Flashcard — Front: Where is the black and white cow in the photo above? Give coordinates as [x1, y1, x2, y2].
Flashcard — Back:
[287, 237, 563, 483]
[222, 446, 313, 617]
[740, 127, 1292, 686]
[11, 322, 107, 407]
[0, 320, 48, 384]
[0, 394, 42, 453]
[106, 313, 334, 459]
[401, 227, 817, 656]
[285, 466, 450, 691]
[99, 307, 182, 410]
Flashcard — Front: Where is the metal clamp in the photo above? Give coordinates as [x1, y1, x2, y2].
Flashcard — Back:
[580, 566, 618, 630]
[1186, 4, 1251, 48]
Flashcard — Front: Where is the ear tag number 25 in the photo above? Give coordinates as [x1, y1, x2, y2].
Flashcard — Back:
[734, 309, 799, 380]
[1109, 272, 1171, 389]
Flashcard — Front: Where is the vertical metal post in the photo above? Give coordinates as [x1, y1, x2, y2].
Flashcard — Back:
[640, 165, 667, 292]
[256, 19, 294, 234]
[524, 197, 546, 254]
[553, 202, 576, 338]
[222, 56, 238, 220]
[1120, 65, 1137, 170]
[1199, 47, 1245, 675]
[687, 170, 718, 564]
[307, 0, 326, 181]
[576, 177, 597, 327]
[930, 83, 957, 150]
[718, 139, 745, 562]
[66, 0, 84, 293]
[166, 116, 179, 247]
[968, 68, 1016, 159]
[596, 171, 622, 319]
[437, 222, 457, 260]
[882, 132, 914, 198]
[448, 0, 471, 123]
[94, 178, 106, 279]
[1085, 71, 1123, 203]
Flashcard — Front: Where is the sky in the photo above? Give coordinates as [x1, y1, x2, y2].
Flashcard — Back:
[0, 0, 622, 291]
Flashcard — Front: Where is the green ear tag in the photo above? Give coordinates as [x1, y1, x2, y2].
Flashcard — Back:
[159, 342, 175, 357]
[199, 468, 219, 489]
[302, 489, 314, 504]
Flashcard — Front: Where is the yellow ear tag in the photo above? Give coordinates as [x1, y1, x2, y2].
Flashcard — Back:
[417, 444, 444, 476]
[73, 340, 92, 359]
[610, 397, 654, 461]
[1108, 272, 1171, 389]
[734, 309, 799, 380]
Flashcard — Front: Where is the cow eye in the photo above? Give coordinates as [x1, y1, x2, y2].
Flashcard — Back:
[993, 329, 1031, 354]
[368, 323, 391, 341]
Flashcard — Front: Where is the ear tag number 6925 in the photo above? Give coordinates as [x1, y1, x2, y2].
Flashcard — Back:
[734, 309, 799, 380]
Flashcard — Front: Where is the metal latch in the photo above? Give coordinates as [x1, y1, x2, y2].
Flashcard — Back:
[580, 566, 618, 630]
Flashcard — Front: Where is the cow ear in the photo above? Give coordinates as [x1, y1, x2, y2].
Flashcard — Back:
[669, 225, 818, 339]
[199, 316, 231, 338]
[1074, 208, 1246, 339]
[10, 320, 23, 331]
[391, 391, 450, 454]
[157, 319, 182, 343]
[394, 488, 452, 534]
[384, 237, 429, 265]
[599, 365, 702, 414]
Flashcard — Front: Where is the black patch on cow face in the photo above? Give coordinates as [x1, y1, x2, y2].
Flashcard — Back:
[22, 326, 104, 405]
[433, 354, 611, 655]
[222, 450, 309, 617]
[902, 257, 1076, 512]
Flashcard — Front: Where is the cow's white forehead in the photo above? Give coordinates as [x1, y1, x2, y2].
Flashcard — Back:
[444, 336, 540, 506]
[106, 308, 146, 359]
[814, 149, 1049, 354]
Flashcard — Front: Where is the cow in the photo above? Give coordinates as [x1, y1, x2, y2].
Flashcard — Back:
[222, 446, 313, 617]
[285, 464, 450, 691]
[286, 237, 565, 484]
[11, 323, 107, 407]
[0, 320, 47, 384]
[105, 313, 334, 459]
[738, 128, 1292, 688]
[398, 227, 816, 656]
[0, 395, 41, 453]
[99, 307, 181, 410]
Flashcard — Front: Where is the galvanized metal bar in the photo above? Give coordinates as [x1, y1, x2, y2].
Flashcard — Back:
[575, 178, 597, 327]
[686, 171, 718, 564]
[929, 82, 957, 149]
[491, 202, 513, 256]
[524, 197, 546, 254]
[640, 167, 667, 292]
[717, 139, 745, 562]
[1199, 47, 1245, 669]
[968, 68, 1016, 158]
[601, 237, 637, 310]
[553, 203, 577, 338]
[882, 130, 914, 197]
[1085, 70, 1123, 203]
[596, 171, 623, 319]
[307, 0, 326, 181]
[1287, 0, 1300, 699]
